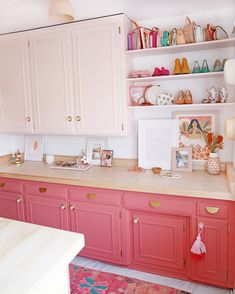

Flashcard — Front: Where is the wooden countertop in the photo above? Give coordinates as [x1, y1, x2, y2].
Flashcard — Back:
[0, 160, 233, 201]
[0, 217, 84, 294]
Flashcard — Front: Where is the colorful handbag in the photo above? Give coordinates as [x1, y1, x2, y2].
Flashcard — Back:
[183, 17, 196, 43]
[204, 24, 216, 41]
[176, 29, 186, 45]
[149, 27, 158, 48]
[168, 28, 177, 46]
[157, 30, 163, 47]
[194, 25, 204, 43]
[161, 31, 170, 46]
[213, 26, 228, 40]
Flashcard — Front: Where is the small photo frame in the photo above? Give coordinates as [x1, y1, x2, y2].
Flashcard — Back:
[172, 147, 192, 172]
[86, 137, 107, 165]
[100, 150, 113, 167]
[24, 135, 44, 161]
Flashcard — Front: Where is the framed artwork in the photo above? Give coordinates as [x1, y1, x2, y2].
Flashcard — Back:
[24, 135, 44, 161]
[138, 119, 179, 170]
[100, 150, 113, 167]
[173, 111, 217, 162]
[86, 138, 107, 165]
[172, 147, 192, 172]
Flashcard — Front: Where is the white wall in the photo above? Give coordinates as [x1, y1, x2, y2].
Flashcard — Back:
[0, 135, 15, 156]
[2, 7, 235, 163]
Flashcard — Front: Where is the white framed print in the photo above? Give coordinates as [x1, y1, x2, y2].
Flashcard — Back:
[138, 119, 179, 170]
[86, 137, 107, 165]
[24, 135, 44, 161]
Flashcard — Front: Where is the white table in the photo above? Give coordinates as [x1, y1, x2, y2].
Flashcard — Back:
[0, 217, 84, 294]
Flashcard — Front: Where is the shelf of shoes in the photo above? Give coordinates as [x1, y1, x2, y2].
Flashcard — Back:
[126, 38, 235, 57]
[127, 102, 235, 110]
[126, 71, 224, 82]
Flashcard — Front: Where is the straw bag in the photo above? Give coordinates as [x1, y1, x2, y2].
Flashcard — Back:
[183, 17, 196, 43]
[176, 29, 186, 45]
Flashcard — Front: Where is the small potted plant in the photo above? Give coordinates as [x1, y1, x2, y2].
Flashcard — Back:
[205, 132, 224, 175]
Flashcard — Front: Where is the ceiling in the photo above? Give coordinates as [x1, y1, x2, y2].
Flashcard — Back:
[0, 0, 234, 34]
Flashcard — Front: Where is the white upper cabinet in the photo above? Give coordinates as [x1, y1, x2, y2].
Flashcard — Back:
[72, 17, 126, 135]
[28, 30, 75, 134]
[0, 37, 33, 133]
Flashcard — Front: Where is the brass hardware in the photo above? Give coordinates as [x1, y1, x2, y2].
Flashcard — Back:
[133, 217, 139, 224]
[87, 193, 96, 200]
[69, 205, 75, 210]
[76, 116, 81, 122]
[39, 187, 47, 193]
[67, 116, 72, 122]
[16, 197, 22, 204]
[0, 183, 5, 188]
[118, 26, 121, 34]
[205, 206, 219, 214]
[60, 204, 66, 210]
[149, 201, 161, 208]
[26, 117, 31, 122]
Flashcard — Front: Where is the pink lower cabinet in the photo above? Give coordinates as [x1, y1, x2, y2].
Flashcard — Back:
[131, 212, 186, 273]
[0, 191, 24, 221]
[24, 181, 69, 230]
[69, 187, 123, 263]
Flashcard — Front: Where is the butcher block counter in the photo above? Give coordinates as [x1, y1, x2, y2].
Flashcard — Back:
[0, 217, 84, 294]
[0, 159, 234, 200]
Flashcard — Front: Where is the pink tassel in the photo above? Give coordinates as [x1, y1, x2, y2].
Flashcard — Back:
[191, 223, 206, 255]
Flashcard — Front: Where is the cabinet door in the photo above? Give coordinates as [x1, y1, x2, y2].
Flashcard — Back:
[0, 38, 33, 133]
[0, 191, 25, 221]
[191, 218, 228, 284]
[25, 194, 69, 230]
[29, 31, 74, 134]
[132, 212, 186, 272]
[70, 202, 122, 263]
[72, 21, 124, 135]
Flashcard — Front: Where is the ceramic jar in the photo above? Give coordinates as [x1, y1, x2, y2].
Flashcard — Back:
[206, 153, 221, 175]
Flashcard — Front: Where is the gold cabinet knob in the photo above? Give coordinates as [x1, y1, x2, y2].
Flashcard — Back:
[67, 116, 72, 122]
[60, 204, 66, 210]
[69, 205, 75, 210]
[133, 217, 139, 224]
[0, 183, 5, 188]
[76, 116, 81, 122]
[205, 206, 219, 214]
[149, 201, 161, 208]
[87, 193, 96, 200]
[16, 197, 22, 204]
[39, 187, 47, 193]
[26, 117, 31, 122]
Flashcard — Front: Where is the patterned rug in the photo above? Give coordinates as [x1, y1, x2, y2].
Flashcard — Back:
[69, 264, 191, 294]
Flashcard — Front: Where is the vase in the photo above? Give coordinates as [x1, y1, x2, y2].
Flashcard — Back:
[206, 153, 221, 175]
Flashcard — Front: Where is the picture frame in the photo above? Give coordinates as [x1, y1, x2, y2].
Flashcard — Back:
[86, 137, 107, 165]
[138, 119, 179, 170]
[173, 111, 218, 162]
[24, 135, 44, 161]
[172, 147, 192, 172]
[100, 150, 113, 167]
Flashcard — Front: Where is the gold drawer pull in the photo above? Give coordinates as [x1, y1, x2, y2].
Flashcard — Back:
[0, 183, 5, 188]
[39, 187, 47, 193]
[87, 193, 96, 200]
[149, 201, 161, 208]
[205, 206, 219, 214]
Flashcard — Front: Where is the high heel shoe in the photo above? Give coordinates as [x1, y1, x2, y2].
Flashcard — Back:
[173, 58, 181, 75]
[192, 60, 201, 74]
[181, 57, 190, 74]
[201, 59, 210, 73]
[175, 90, 185, 104]
[184, 90, 193, 104]
[213, 59, 222, 72]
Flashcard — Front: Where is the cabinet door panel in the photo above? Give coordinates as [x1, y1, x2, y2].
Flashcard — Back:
[0, 191, 24, 221]
[132, 212, 186, 272]
[192, 217, 228, 283]
[29, 31, 74, 134]
[72, 23, 123, 135]
[70, 202, 122, 263]
[25, 195, 69, 230]
[0, 38, 32, 132]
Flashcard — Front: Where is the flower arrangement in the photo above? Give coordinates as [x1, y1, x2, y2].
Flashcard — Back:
[205, 132, 224, 153]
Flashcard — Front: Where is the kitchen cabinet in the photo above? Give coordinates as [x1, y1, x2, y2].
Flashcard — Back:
[0, 36, 33, 133]
[0, 191, 24, 221]
[131, 212, 186, 272]
[69, 187, 123, 263]
[28, 30, 75, 134]
[71, 17, 126, 135]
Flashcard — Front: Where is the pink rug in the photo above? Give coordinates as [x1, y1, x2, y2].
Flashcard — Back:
[69, 264, 191, 294]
